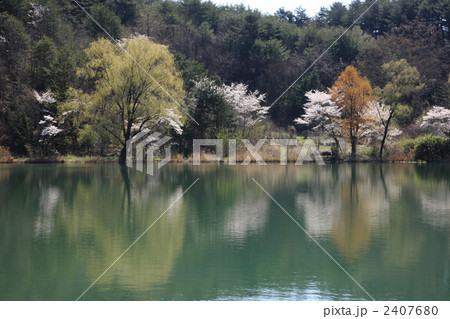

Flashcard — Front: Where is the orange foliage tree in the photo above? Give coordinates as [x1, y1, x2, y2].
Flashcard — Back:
[330, 66, 375, 160]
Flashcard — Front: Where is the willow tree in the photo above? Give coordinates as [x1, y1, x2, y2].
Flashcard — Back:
[79, 36, 185, 163]
[330, 66, 375, 160]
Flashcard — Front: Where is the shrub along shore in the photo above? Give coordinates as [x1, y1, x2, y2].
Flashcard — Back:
[2, 134, 449, 165]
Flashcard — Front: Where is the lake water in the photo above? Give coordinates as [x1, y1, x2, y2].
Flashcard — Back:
[0, 163, 449, 301]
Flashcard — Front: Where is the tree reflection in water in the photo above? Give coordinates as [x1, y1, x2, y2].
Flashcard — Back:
[0, 163, 449, 300]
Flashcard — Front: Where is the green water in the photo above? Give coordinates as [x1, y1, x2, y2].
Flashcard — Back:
[0, 163, 449, 301]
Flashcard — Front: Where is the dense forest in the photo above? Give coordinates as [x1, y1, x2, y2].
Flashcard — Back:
[0, 0, 449, 161]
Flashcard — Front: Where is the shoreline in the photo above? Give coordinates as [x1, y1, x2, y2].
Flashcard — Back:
[0, 157, 440, 165]
[1, 157, 119, 164]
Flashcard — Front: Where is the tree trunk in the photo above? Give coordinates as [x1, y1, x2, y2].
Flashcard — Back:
[333, 136, 342, 157]
[119, 147, 127, 164]
[379, 108, 396, 160]
[119, 129, 131, 164]
[351, 136, 357, 161]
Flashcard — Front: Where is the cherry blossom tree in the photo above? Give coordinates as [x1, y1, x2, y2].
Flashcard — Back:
[421, 106, 450, 137]
[189, 78, 268, 138]
[294, 90, 342, 149]
[34, 90, 62, 154]
[223, 83, 268, 127]
[361, 101, 402, 146]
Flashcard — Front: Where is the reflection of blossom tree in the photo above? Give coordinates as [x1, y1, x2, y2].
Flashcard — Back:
[296, 193, 335, 237]
[420, 190, 450, 228]
[224, 193, 269, 243]
[34, 186, 61, 237]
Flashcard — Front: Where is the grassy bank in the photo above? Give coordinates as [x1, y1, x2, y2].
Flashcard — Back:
[1, 155, 118, 164]
[2, 136, 449, 165]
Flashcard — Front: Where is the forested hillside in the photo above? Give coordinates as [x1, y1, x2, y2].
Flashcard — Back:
[1, 0, 449, 160]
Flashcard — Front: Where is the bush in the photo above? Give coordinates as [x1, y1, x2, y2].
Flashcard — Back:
[216, 128, 243, 156]
[330, 145, 342, 161]
[414, 135, 450, 161]
[397, 138, 416, 154]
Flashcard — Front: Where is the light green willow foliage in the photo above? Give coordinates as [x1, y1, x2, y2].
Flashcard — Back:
[78, 35, 185, 146]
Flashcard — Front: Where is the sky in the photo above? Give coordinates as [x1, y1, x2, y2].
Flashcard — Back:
[209, 0, 354, 16]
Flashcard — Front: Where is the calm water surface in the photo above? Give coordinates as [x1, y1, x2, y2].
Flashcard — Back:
[0, 163, 449, 300]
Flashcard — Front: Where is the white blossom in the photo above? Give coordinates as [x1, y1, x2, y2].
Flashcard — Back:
[132, 109, 184, 136]
[28, 3, 47, 27]
[361, 101, 402, 144]
[193, 77, 225, 97]
[41, 125, 62, 137]
[160, 109, 183, 135]
[294, 91, 342, 137]
[361, 102, 390, 144]
[193, 78, 269, 126]
[191, 78, 223, 113]
[43, 115, 54, 122]
[39, 110, 63, 142]
[34, 90, 56, 105]
[420, 106, 450, 137]
[223, 83, 268, 126]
